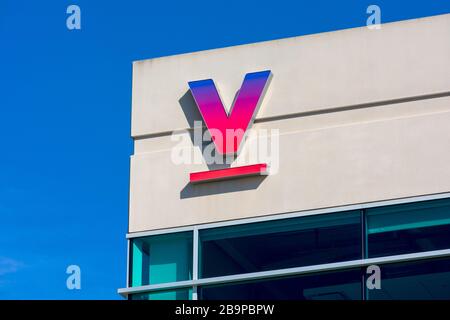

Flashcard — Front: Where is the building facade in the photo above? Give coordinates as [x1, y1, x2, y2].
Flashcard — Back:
[119, 14, 450, 300]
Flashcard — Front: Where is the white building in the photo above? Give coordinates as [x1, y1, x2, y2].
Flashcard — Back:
[119, 14, 450, 300]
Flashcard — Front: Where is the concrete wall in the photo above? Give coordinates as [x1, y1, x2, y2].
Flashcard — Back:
[129, 14, 450, 233]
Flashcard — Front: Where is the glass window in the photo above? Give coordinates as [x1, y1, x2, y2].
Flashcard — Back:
[199, 269, 362, 300]
[367, 198, 450, 258]
[367, 257, 450, 300]
[130, 232, 193, 286]
[200, 211, 362, 278]
[130, 288, 192, 300]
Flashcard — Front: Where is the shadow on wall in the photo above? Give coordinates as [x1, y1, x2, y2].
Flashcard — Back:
[179, 90, 228, 171]
[179, 90, 245, 171]
[180, 175, 267, 199]
[178, 90, 202, 128]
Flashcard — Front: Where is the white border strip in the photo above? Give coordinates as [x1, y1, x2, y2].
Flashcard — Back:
[118, 248, 450, 297]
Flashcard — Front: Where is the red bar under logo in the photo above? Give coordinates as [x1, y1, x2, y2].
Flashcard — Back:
[190, 163, 268, 184]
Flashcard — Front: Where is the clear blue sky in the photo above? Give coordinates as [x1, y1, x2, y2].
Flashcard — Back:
[0, 0, 448, 300]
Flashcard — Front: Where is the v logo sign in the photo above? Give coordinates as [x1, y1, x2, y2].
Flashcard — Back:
[188, 70, 272, 155]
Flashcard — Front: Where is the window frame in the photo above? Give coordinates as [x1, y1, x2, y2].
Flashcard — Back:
[119, 192, 450, 300]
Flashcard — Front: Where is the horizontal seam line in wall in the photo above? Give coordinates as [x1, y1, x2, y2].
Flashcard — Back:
[132, 91, 450, 140]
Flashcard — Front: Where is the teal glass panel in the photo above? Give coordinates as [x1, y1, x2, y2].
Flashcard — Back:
[130, 288, 192, 300]
[200, 211, 362, 278]
[367, 198, 450, 257]
[131, 240, 144, 287]
[367, 257, 450, 300]
[130, 232, 193, 286]
[199, 268, 362, 300]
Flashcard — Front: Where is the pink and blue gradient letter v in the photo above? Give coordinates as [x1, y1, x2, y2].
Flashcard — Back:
[188, 70, 272, 155]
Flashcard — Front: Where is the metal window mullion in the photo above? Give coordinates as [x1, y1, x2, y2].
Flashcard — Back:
[361, 209, 367, 301]
[361, 209, 369, 300]
[192, 228, 199, 300]
[119, 248, 450, 297]
[192, 286, 198, 300]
